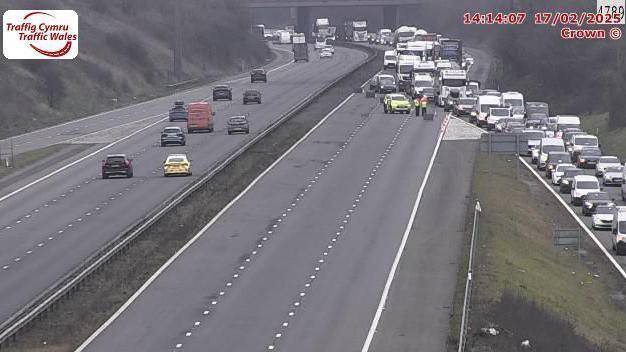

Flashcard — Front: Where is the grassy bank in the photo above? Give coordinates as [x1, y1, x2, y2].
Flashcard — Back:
[582, 113, 626, 161]
[466, 153, 626, 351]
[0, 0, 270, 139]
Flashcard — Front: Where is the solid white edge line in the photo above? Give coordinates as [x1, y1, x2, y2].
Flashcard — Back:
[519, 157, 626, 279]
[0, 116, 168, 203]
[360, 113, 449, 352]
[75, 89, 362, 352]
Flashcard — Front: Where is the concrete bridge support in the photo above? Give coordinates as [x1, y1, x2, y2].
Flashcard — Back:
[383, 5, 400, 29]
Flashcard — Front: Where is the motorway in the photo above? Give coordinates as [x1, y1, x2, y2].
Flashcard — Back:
[77, 49, 489, 351]
[0, 44, 369, 324]
[78, 83, 448, 352]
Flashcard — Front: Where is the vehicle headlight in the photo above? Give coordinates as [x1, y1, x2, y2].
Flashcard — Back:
[579, 158, 586, 162]
[471, 111, 477, 116]
[562, 179, 569, 184]
[548, 164, 554, 170]
[584, 201, 593, 208]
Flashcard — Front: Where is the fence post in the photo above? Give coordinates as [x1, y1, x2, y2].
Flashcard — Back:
[458, 201, 482, 352]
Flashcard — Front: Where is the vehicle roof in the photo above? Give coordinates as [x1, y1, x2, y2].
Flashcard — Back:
[573, 134, 597, 139]
[387, 93, 407, 98]
[244, 89, 260, 93]
[252, 68, 265, 72]
[556, 115, 580, 123]
[106, 154, 126, 158]
[541, 137, 564, 144]
[501, 91, 524, 98]
[526, 101, 548, 106]
[599, 156, 620, 160]
[166, 153, 188, 158]
[163, 126, 182, 130]
[214, 85, 230, 89]
[384, 50, 396, 55]
[574, 175, 599, 182]
[478, 95, 501, 103]
[229, 115, 248, 120]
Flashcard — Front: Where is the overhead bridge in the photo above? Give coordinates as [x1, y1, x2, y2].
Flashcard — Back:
[245, 0, 424, 31]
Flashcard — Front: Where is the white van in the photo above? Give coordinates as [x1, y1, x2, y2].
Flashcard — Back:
[501, 91, 525, 119]
[571, 175, 600, 206]
[412, 73, 433, 97]
[383, 50, 397, 69]
[612, 206, 626, 254]
[571, 134, 599, 158]
[474, 95, 500, 127]
[555, 115, 581, 133]
[538, 138, 565, 170]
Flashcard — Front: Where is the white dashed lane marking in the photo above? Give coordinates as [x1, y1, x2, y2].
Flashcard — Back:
[263, 116, 412, 351]
[167, 108, 379, 351]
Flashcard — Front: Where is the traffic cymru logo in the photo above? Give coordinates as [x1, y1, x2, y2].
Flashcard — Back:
[3, 10, 78, 59]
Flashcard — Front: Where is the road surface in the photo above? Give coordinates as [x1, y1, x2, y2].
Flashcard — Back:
[79, 83, 449, 352]
[0, 44, 369, 324]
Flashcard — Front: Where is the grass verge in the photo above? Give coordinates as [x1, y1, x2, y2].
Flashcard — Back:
[0, 144, 90, 181]
[459, 153, 626, 352]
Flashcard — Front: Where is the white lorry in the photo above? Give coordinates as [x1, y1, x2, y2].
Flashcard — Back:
[394, 26, 417, 45]
[438, 69, 467, 110]
[377, 28, 393, 45]
[314, 18, 330, 39]
[353, 21, 368, 42]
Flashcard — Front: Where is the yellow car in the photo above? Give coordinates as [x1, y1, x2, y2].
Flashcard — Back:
[383, 93, 411, 114]
[163, 153, 192, 177]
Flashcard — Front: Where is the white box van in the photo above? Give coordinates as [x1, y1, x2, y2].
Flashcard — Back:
[555, 115, 581, 134]
[384, 50, 397, 69]
[612, 206, 626, 254]
[571, 175, 600, 206]
[571, 134, 599, 158]
[474, 95, 500, 127]
[501, 91, 525, 119]
[538, 138, 565, 170]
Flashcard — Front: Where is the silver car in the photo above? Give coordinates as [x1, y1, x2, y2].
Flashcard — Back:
[603, 166, 624, 186]
[592, 205, 614, 230]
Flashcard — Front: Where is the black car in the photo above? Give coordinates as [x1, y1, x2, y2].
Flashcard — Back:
[213, 85, 232, 101]
[582, 192, 614, 216]
[168, 100, 188, 122]
[102, 154, 133, 179]
[545, 152, 571, 178]
[559, 168, 585, 193]
[576, 147, 602, 168]
[250, 69, 267, 83]
[243, 89, 262, 104]
[160, 126, 186, 146]
[227, 116, 250, 135]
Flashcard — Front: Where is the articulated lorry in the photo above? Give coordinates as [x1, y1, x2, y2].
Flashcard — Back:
[292, 33, 309, 62]
[344, 20, 367, 42]
[313, 18, 331, 39]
